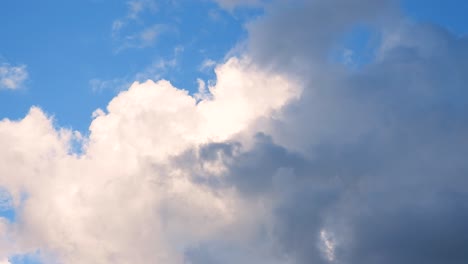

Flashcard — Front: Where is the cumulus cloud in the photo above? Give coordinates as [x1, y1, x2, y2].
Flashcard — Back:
[0, 62, 28, 90]
[0, 57, 299, 263]
[2, 0, 468, 263]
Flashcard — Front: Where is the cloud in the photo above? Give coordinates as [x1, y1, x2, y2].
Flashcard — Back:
[126, 0, 157, 20]
[2, 0, 468, 263]
[114, 24, 170, 52]
[230, 1, 468, 263]
[90, 46, 183, 93]
[111, 0, 163, 51]
[0, 62, 28, 90]
[89, 78, 130, 93]
[199, 59, 217, 72]
[0, 57, 299, 263]
[134, 53, 178, 80]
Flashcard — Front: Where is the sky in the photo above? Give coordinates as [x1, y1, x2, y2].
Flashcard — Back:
[0, 0, 468, 263]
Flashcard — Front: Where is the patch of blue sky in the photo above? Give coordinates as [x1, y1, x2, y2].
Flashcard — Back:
[329, 24, 381, 70]
[401, 0, 468, 36]
[0, 188, 15, 222]
[9, 251, 42, 264]
[0, 207, 16, 223]
[328, 0, 468, 70]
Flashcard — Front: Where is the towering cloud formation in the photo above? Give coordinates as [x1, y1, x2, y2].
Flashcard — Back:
[1, 0, 468, 263]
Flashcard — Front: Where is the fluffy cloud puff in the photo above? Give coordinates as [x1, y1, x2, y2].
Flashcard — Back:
[1, 0, 468, 263]
[0, 63, 28, 90]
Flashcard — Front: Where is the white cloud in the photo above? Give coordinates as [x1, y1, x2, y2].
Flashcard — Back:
[194, 78, 210, 101]
[0, 57, 300, 263]
[0, 63, 28, 90]
[88, 57, 300, 160]
[199, 59, 217, 72]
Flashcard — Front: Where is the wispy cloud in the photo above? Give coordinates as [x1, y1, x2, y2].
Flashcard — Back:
[213, 0, 264, 10]
[91, 46, 183, 93]
[117, 24, 170, 52]
[0, 62, 28, 90]
[199, 59, 217, 72]
[124, 0, 157, 22]
[89, 77, 130, 93]
[127, 0, 153, 20]
[111, 0, 165, 52]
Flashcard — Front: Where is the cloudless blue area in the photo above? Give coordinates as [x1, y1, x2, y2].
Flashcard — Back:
[10, 252, 42, 264]
[329, 24, 380, 69]
[0, 207, 16, 222]
[0, 188, 16, 222]
[402, 0, 468, 35]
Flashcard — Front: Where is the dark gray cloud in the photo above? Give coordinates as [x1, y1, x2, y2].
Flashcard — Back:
[184, 118, 468, 263]
[246, 0, 398, 71]
[180, 0, 468, 263]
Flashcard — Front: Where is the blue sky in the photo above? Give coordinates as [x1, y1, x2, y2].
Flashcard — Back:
[402, 0, 468, 35]
[1, 1, 468, 263]
[0, 0, 466, 133]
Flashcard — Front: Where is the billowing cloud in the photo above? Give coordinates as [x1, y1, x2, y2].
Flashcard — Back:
[237, 1, 468, 263]
[0, 62, 28, 90]
[1, 0, 468, 263]
[0, 57, 299, 263]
